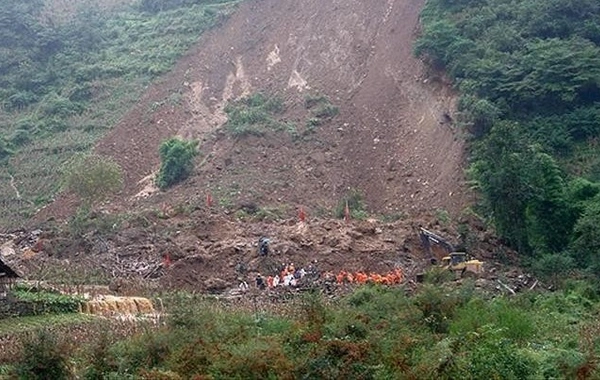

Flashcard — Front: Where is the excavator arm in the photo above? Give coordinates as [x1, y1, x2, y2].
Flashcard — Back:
[419, 228, 455, 257]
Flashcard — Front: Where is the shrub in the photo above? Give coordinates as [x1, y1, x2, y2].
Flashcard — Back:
[304, 93, 339, 127]
[467, 333, 537, 380]
[16, 329, 71, 379]
[313, 104, 339, 119]
[531, 253, 575, 280]
[11, 285, 84, 315]
[38, 92, 84, 117]
[63, 153, 124, 207]
[156, 137, 198, 189]
[83, 332, 117, 380]
[224, 93, 286, 137]
[413, 285, 462, 333]
[110, 331, 171, 374]
[304, 93, 329, 109]
[10, 129, 31, 146]
[334, 189, 368, 219]
[0, 138, 14, 161]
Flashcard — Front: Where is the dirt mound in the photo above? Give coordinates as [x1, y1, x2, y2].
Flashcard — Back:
[7, 209, 458, 291]
[5, 206, 528, 298]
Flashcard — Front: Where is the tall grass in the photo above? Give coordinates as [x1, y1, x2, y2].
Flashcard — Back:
[14, 284, 597, 378]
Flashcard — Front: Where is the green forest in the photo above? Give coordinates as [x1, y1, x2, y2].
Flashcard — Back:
[416, 0, 600, 276]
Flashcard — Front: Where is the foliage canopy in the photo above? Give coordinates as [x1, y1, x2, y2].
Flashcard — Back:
[63, 153, 123, 207]
[416, 0, 600, 272]
[156, 137, 198, 189]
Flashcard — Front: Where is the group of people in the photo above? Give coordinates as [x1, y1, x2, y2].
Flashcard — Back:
[254, 262, 309, 290]
[247, 236, 404, 291]
[247, 267, 404, 292]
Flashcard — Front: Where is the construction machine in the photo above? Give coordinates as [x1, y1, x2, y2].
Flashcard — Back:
[440, 252, 484, 278]
[418, 228, 484, 279]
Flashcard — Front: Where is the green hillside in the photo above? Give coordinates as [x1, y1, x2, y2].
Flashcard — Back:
[0, 0, 236, 229]
[415, 0, 600, 274]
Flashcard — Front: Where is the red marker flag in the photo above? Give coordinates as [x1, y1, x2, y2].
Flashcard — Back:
[163, 253, 172, 268]
[206, 192, 213, 208]
[298, 206, 306, 222]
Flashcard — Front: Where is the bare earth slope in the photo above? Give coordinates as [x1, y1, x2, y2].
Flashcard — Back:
[38, 0, 470, 220]
[23, 0, 490, 291]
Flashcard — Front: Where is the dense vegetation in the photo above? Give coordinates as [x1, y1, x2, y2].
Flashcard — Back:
[156, 137, 198, 189]
[415, 0, 600, 274]
[4, 283, 600, 378]
[0, 0, 236, 229]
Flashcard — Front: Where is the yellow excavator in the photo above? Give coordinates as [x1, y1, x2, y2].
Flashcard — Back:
[419, 228, 484, 278]
[440, 252, 484, 278]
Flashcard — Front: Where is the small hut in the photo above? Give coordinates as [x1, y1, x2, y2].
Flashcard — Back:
[0, 259, 20, 298]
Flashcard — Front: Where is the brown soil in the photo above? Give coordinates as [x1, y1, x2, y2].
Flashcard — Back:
[23, 0, 498, 293]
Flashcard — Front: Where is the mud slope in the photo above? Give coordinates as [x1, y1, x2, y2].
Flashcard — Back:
[43, 0, 470, 222]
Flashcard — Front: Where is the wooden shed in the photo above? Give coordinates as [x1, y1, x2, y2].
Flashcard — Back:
[0, 259, 20, 297]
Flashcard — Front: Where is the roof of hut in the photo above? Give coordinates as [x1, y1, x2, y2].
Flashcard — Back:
[0, 258, 20, 279]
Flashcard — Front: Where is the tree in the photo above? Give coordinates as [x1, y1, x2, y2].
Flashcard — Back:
[63, 153, 123, 207]
[156, 137, 198, 189]
[471, 122, 575, 254]
[470, 122, 533, 253]
[524, 149, 574, 253]
[570, 198, 600, 272]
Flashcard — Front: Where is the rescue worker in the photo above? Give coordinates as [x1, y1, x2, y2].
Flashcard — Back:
[258, 237, 270, 256]
[255, 274, 266, 290]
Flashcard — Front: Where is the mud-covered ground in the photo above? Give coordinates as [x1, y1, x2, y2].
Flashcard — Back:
[18, 0, 510, 295]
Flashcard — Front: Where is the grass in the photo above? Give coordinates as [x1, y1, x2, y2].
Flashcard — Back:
[0, 313, 95, 335]
[0, 1, 237, 230]
[3, 283, 600, 378]
[224, 93, 287, 137]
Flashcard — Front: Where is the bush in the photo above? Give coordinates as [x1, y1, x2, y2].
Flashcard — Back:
[156, 137, 198, 189]
[531, 253, 575, 280]
[224, 93, 286, 137]
[16, 329, 71, 379]
[304, 93, 339, 128]
[83, 332, 117, 380]
[110, 331, 171, 374]
[334, 189, 368, 220]
[11, 285, 84, 315]
[467, 333, 537, 379]
[0, 138, 14, 161]
[414, 285, 463, 333]
[63, 153, 124, 207]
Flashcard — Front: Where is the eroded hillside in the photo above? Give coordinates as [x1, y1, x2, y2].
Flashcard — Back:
[41, 0, 469, 222]
[14, 0, 487, 291]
